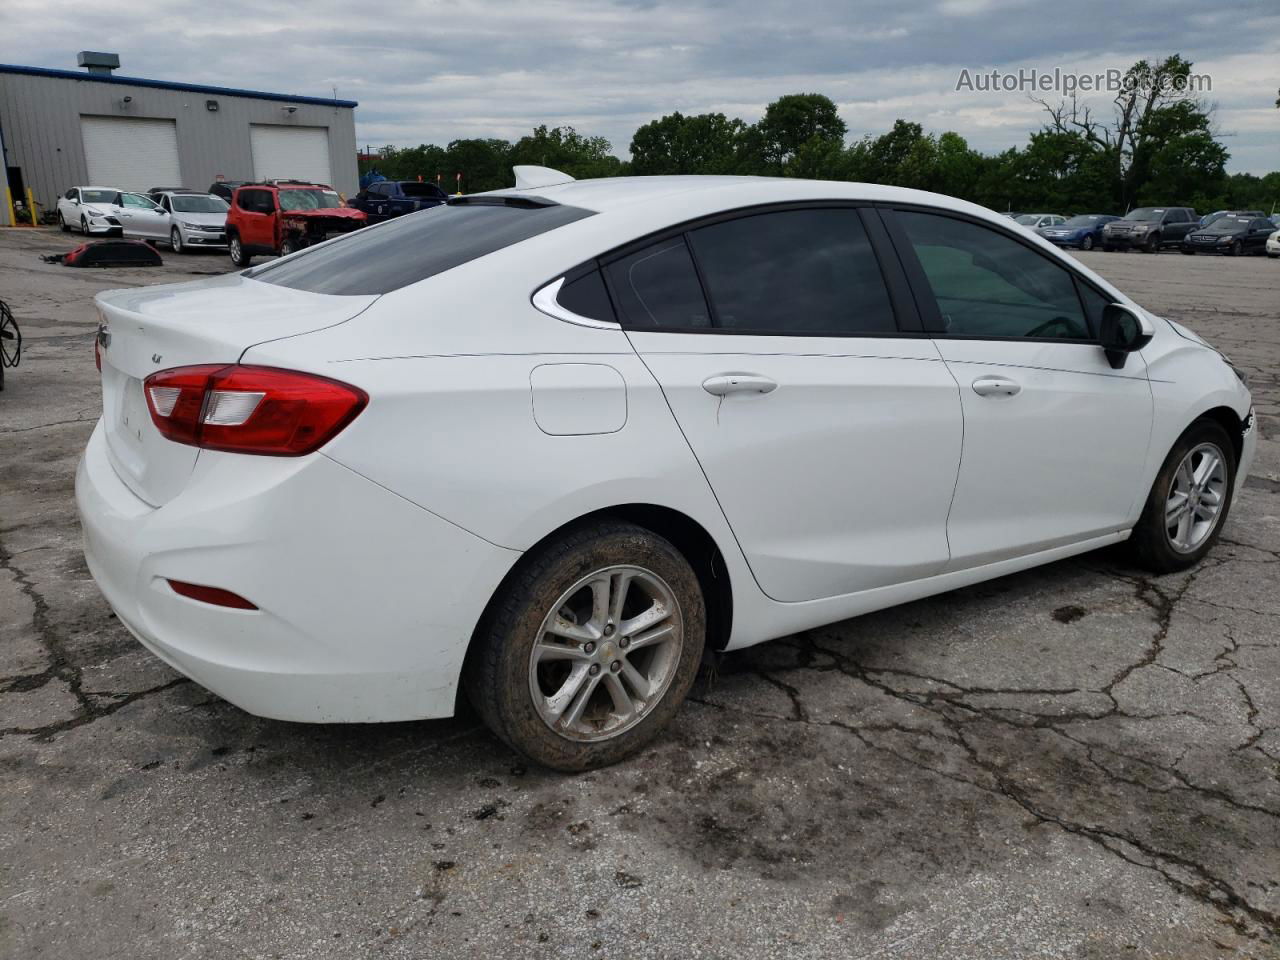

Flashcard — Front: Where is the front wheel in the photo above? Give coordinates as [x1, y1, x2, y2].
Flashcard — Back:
[1079, 234, 1094, 251]
[1130, 420, 1236, 573]
[170, 227, 185, 254]
[228, 235, 251, 268]
[464, 520, 706, 771]
[80, 215, 89, 235]
[1229, 241, 1242, 257]
[1143, 232, 1160, 253]
[279, 235, 299, 257]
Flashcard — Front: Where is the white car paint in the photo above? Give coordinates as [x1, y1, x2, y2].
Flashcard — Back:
[1267, 229, 1280, 257]
[56, 186, 124, 235]
[77, 175, 1256, 726]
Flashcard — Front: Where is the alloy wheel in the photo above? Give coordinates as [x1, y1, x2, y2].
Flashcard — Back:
[528, 565, 683, 742]
[171, 228, 183, 253]
[1166, 442, 1227, 553]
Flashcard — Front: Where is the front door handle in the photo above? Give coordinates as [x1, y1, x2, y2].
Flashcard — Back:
[971, 376, 1021, 397]
[702, 373, 778, 397]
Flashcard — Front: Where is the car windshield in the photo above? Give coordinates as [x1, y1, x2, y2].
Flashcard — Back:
[278, 189, 343, 211]
[1204, 218, 1251, 233]
[1126, 208, 1164, 221]
[401, 183, 446, 199]
[81, 189, 117, 204]
[172, 195, 228, 213]
[1013, 215, 1040, 225]
[1064, 215, 1104, 227]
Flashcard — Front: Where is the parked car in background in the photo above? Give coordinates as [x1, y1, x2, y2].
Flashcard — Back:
[1102, 207, 1198, 252]
[1182, 216, 1277, 256]
[153, 191, 230, 253]
[1267, 228, 1280, 258]
[1269, 214, 1280, 229]
[1037, 214, 1119, 250]
[57, 186, 125, 235]
[79, 172, 1255, 770]
[348, 180, 448, 223]
[1199, 209, 1265, 228]
[208, 180, 248, 203]
[226, 181, 366, 267]
[1013, 213, 1066, 231]
[110, 191, 171, 242]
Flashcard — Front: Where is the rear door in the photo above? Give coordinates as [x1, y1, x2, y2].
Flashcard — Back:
[613, 205, 963, 602]
[883, 206, 1153, 569]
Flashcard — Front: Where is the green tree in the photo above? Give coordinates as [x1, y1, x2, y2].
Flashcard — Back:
[629, 111, 747, 175]
[749, 93, 847, 174]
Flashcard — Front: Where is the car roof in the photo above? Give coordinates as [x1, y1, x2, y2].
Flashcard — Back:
[484, 175, 1024, 227]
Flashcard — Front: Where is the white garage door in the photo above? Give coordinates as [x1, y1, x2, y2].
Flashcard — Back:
[81, 116, 182, 191]
[250, 125, 332, 185]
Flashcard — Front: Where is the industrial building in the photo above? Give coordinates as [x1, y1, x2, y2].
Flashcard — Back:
[0, 53, 358, 226]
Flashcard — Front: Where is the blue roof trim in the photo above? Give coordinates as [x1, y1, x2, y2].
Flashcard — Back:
[0, 63, 358, 108]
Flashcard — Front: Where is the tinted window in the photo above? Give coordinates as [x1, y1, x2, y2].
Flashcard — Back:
[557, 269, 616, 323]
[897, 211, 1089, 340]
[604, 238, 710, 329]
[402, 182, 446, 199]
[688, 209, 896, 334]
[251, 200, 594, 296]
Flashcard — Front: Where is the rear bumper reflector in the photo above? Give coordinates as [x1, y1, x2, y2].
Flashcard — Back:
[167, 579, 258, 610]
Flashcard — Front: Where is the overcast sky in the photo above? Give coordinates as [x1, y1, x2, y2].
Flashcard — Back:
[2, 0, 1277, 173]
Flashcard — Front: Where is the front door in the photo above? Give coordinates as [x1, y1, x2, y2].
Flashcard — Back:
[611, 206, 963, 602]
[117, 192, 169, 239]
[886, 207, 1154, 569]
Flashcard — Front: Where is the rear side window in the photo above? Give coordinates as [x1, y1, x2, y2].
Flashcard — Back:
[688, 208, 896, 334]
[604, 238, 711, 329]
[402, 182, 446, 199]
[249, 200, 594, 296]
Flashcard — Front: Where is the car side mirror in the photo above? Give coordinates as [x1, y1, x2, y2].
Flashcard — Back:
[1100, 303, 1153, 370]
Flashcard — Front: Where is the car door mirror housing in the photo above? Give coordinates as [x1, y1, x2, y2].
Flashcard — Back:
[1100, 303, 1153, 369]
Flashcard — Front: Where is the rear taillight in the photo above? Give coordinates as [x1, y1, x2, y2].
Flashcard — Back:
[143, 364, 367, 456]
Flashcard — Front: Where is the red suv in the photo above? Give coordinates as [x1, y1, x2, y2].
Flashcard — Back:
[226, 180, 367, 267]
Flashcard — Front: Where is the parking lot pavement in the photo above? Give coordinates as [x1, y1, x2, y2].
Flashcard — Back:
[1, 228, 1277, 959]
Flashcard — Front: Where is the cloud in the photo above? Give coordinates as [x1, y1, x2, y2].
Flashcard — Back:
[2, 0, 1277, 172]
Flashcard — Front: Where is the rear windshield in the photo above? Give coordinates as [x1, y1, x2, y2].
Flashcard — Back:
[248, 199, 594, 295]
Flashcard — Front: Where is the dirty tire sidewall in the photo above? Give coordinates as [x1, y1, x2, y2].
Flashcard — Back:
[1130, 419, 1237, 574]
[467, 521, 705, 772]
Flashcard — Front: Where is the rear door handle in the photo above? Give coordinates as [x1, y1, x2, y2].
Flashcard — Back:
[971, 376, 1021, 397]
[702, 373, 778, 397]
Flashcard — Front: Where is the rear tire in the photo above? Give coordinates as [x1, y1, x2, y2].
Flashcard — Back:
[1079, 235, 1094, 251]
[1130, 420, 1236, 573]
[464, 520, 705, 771]
[228, 234, 251, 268]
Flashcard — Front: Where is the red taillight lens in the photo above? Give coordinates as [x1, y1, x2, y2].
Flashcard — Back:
[143, 364, 367, 456]
[167, 579, 258, 610]
[95, 337, 102, 371]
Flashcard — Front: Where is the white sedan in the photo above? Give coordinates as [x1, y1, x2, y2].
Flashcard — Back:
[1267, 229, 1280, 258]
[57, 186, 126, 235]
[77, 170, 1256, 770]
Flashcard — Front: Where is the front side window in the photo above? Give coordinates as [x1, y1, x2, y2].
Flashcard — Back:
[250, 199, 594, 296]
[688, 208, 896, 335]
[896, 210, 1090, 340]
[122, 193, 157, 209]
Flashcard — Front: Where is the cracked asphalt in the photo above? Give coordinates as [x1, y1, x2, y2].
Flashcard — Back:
[1, 228, 1278, 959]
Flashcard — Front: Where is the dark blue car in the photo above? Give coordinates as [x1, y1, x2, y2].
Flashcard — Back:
[1036, 214, 1119, 251]
[349, 180, 448, 223]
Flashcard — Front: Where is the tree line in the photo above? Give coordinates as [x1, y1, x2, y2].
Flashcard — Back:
[360, 55, 1279, 216]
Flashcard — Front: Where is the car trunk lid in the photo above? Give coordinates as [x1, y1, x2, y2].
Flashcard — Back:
[95, 273, 376, 506]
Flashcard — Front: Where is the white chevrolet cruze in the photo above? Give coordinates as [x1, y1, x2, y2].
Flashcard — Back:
[77, 169, 1256, 770]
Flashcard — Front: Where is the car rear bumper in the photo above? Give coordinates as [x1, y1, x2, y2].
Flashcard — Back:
[75, 420, 520, 723]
